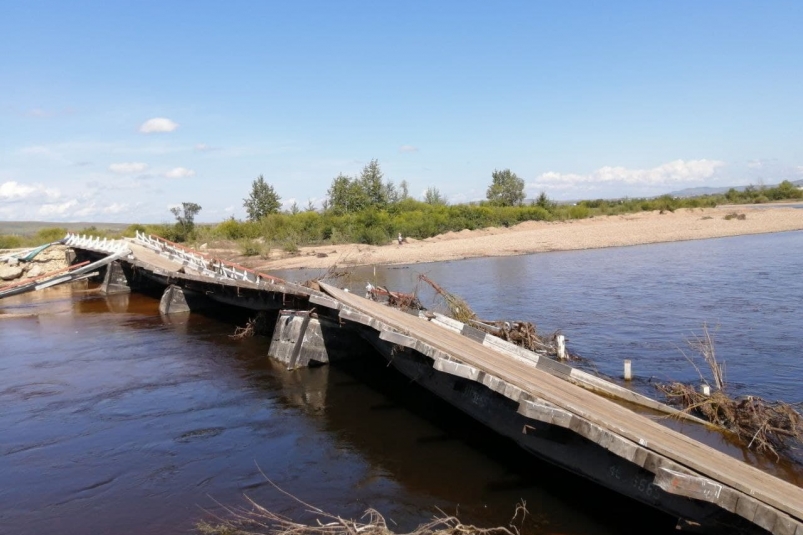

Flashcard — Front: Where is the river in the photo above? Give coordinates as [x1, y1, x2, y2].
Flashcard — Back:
[1, 231, 801, 535]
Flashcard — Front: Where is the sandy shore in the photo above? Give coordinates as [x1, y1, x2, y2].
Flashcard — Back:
[219, 204, 803, 271]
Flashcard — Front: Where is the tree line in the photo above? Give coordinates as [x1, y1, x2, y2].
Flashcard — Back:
[4, 162, 799, 251]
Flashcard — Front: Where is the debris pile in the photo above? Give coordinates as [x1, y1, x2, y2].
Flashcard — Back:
[657, 384, 802, 460]
[657, 325, 803, 461]
[417, 275, 566, 356]
[366, 283, 424, 311]
[471, 320, 560, 354]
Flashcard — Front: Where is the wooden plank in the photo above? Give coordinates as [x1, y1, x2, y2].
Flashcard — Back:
[318, 283, 803, 524]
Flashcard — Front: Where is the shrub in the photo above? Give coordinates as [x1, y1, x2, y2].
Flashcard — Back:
[0, 235, 23, 249]
[568, 204, 590, 219]
[358, 226, 390, 245]
[36, 227, 69, 243]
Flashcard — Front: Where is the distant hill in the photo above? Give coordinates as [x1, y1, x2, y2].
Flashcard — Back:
[669, 179, 803, 198]
[0, 221, 130, 236]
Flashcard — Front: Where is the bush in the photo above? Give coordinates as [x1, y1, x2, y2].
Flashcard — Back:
[0, 235, 23, 249]
[36, 227, 69, 243]
[239, 239, 265, 257]
[359, 226, 390, 245]
[568, 204, 590, 219]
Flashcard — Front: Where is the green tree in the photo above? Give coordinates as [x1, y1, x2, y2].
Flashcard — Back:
[535, 191, 553, 210]
[424, 186, 446, 205]
[243, 175, 281, 221]
[359, 159, 387, 208]
[170, 202, 202, 242]
[327, 173, 369, 214]
[399, 179, 410, 200]
[486, 168, 525, 206]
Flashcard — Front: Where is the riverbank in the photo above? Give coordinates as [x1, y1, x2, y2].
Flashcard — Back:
[223, 204, 803, 271]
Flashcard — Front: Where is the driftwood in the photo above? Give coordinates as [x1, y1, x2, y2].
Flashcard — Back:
[231, 312, 272, 339]
[197, 468, 527, 535]
[657, 324, 803, 461]
[367, 285, 424, 311]
[418, 274, 476, 323]
[657, 384, 803, 461]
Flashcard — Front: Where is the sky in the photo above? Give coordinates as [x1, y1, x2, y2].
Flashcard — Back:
[1, 1, 802, 223]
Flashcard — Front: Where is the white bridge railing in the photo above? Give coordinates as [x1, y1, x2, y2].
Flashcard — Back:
[63, 233, 131, 256]
[133, 231, 275, 285]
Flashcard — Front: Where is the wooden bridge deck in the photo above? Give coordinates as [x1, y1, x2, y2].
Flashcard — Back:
[320, 282, 803, 532]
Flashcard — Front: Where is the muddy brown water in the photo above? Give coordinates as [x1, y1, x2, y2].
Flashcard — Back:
[2, 231, 802, 535]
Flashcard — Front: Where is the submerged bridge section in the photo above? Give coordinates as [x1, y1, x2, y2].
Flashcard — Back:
[59, 234, 803, 535]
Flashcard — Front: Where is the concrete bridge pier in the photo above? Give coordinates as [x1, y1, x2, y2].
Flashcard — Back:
[159, 284, 213, 315]
[100, 261, 130, 295]
[268, 310, 369, 369]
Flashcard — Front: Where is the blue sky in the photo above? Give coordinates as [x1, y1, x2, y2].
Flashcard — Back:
[1, 1, 802, 223]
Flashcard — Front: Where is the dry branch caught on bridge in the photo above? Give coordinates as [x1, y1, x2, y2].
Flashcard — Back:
[418, 274, 476, 323]
[657, 324, 803, 461]
[230, 312, 272, 339]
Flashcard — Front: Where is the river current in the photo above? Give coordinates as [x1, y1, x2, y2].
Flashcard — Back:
[1, 231, 801, 535]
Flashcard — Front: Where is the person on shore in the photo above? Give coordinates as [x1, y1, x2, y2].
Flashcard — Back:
[398, 232, 404, 246]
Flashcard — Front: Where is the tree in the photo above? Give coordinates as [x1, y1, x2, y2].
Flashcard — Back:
[486, 168, 525, 206]
[535, 191, 553, 210]
[243, 175, 281, 221]
[424, 186, 446, 205]
[170, 202, 202, 242]
[327, 173, 369, 214]
[399, 180, 410, 200]
[358, 159, 387, 208]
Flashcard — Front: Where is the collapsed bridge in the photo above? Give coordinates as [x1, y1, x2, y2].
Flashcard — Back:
[18, 232, 803, 535]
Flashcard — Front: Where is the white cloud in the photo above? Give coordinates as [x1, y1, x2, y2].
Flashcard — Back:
[165, 167, 195, 178]
[103, 203, 128, 214]
[195, 143, 218, 152]
[109, 162, 148, 174]
[139, 117, 179, 133]
[0, 181, 36, 199]
[531, 159, 725, 189]
[39, 199, 79, 216]
[0, 180, 61, 201]
[399, 145, 419, 153]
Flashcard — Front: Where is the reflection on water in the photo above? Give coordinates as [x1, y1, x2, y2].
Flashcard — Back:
[3, 231, 801, 534]
[1, 285, 676, 535]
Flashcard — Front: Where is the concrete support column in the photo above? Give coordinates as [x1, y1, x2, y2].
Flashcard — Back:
[159, 285, 191, 315]
[100, 260, 130, 295]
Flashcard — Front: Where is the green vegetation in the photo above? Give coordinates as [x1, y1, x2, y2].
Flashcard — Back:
[486, 168, 525, 206]
[1, 165, 801, 252]
[170, 202, 202, 242]
[243, 175, 281, 221]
